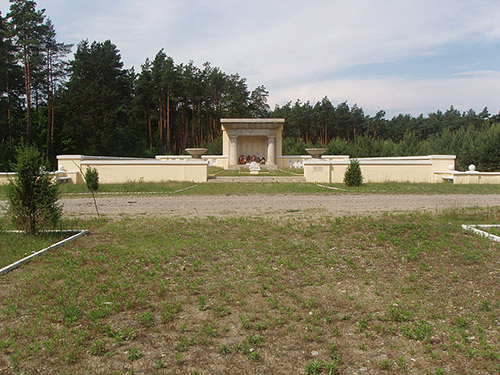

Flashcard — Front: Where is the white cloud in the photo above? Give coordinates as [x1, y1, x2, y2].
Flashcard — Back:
[271, 72, 500, 117]
[3, 0, 500, 116]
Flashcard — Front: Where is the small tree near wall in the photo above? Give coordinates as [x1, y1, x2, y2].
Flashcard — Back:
[7, 146, 62, 235]
[84, 167, 99, 191]
[344, 159, 363, 186]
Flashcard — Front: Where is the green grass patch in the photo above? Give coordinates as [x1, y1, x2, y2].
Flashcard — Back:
[483, 226, 500, 237]
[0, 231, 71, 269]
[1, 181, 500, 198]
[0, 208, 498, 374]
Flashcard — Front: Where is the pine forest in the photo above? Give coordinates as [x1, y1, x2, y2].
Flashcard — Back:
[1, 0, 500, 171]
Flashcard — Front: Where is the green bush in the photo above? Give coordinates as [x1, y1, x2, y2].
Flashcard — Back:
[84, 167, 99, 191]
[7, 146, 62, 235]
[344, 159, 363, 186]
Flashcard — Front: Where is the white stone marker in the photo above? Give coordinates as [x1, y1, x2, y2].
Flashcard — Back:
[249, 161, 261, 174]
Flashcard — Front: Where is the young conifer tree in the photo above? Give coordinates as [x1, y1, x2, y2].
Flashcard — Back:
[7, 145, 62, 235]
[343, 158, 363, 186]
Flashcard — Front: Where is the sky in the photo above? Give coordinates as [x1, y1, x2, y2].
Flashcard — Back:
[2, 0, 500, 118]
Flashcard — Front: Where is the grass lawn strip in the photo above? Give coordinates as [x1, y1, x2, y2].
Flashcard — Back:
[0, 208, 498, 374]
[0, 230, 89, 275]
[2, 181, 500, 198]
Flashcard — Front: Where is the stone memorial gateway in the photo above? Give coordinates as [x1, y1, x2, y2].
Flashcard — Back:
[221, 118, 284, 169]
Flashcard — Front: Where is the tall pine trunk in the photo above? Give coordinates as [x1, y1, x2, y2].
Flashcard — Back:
[146, 104, 152, 149]
[166, 88, 170, 152]
[7, 81, 12, 147]
[23, 47, 32, 144]
[158, 96, 163, 145]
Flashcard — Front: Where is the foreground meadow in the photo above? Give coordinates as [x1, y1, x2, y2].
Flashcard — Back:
[0, 208, 499, 374]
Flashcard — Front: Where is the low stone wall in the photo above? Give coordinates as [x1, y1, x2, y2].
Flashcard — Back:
[57, 155, 208, 183]
[202, 155, 228, 169]
[277, 155, 311, 169]
[449, 171, 500, 184]
[304, 155, 456, 183]
[156, 155, 229, 169]
[0, 171, 76, 185]
[0, 172, 15, 185]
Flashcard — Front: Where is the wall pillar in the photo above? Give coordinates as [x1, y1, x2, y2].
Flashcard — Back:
[229, 136, 238, 166]
[266, 136, 276, 166]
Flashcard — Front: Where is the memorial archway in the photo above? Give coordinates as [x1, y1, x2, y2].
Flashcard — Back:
[221, 118, 284, 169]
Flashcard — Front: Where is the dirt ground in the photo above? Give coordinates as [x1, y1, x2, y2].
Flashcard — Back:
[1, 193, 498, 219]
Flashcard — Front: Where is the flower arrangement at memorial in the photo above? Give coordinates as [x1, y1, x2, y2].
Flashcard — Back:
[238, 155, 266, 164]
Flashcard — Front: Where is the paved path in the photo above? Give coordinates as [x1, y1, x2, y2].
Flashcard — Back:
[2, 193, 498, 219]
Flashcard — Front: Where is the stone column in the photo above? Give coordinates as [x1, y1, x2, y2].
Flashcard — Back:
[266, 136, 276, 165]
[229, 136, 238, 166]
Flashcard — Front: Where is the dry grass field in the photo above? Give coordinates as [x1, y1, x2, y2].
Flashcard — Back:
[0, 205, 498, 374]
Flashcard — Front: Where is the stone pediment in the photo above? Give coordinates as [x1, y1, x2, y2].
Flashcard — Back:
[227, 129, 276, 137]
[221, 119, 284, 131]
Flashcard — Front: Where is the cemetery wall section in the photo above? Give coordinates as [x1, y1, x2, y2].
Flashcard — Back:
[56, 155, 208, 184]
[304, 155, 457, 183]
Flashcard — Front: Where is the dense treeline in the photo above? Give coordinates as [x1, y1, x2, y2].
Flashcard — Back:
[277, 100, 500, 170]
[1, 0, 500, 171]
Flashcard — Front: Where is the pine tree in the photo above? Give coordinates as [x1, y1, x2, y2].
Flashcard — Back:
[62, 40, 133, 155]
[7, 145, 62, 235]
[41, 19, 72, 160]
[7, 0, 47, 144]
[344, 159, 363, 186]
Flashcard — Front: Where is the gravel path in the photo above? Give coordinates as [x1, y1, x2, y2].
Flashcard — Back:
[2, 193, 497, 219]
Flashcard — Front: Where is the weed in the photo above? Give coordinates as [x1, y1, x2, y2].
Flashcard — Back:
[89, 340, 106, 356]
[202, 321, 218, 338]
[59, 300, 82, 324]
[378, 358, 391, 370]
[329, 342, 341, 364]
[479, 299, 491, 312]
[386, 304, 412, 322]
[304, 359, 323, 375]
[219, 344, 232, 354]
[153, 359, 167, 368]
[161, 302, 181, 323]
[127, 347, 141, 361]
[453, 316, 469, 329]
[395, 356, 408, 369]
[176, 337, 196, 352]
[249, 350, 261, 361]
[402, 321, 432, 341]
[137, 311, 154, 327]
[198, 295, 208, 311]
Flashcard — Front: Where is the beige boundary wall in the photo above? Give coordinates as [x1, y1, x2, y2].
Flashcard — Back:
[0, 171, 73, 185]
[0, 172, 15, 185]
[441, 171, 500, 184]
[57, 155, 208, 184]
[304, 155, 457, 183]
[2, 154, 500, 185]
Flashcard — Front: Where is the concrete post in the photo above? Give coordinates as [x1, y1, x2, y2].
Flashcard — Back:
[266, 136, 276, 166]
[229, 136, 238, 166]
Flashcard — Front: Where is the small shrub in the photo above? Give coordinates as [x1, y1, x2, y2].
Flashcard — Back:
[343, 159, 363, 186]
[84, 167, 99, 191]
[7, 146, 62, 235]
